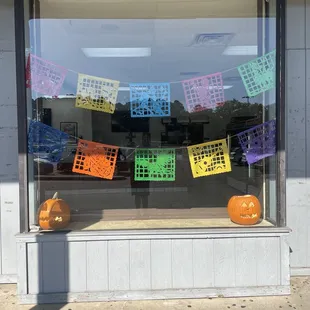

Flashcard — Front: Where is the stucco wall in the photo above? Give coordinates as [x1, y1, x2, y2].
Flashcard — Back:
[0, 0, 20, 282]
[286, 0, 310, 274]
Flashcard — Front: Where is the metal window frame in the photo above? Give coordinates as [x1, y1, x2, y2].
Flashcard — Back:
[14, 0, 286, 233]
[15, 0, 29, 233]
[276, 0, 286, 227]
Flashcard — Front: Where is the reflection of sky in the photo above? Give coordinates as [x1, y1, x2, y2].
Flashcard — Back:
[28, 18, 276, 103]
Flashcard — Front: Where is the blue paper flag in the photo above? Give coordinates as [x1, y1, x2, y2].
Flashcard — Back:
[130, 83, 171, 118]
[28, 120, 69, 163]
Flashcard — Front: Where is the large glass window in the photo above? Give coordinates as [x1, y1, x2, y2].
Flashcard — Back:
[24, 0, 279, 231]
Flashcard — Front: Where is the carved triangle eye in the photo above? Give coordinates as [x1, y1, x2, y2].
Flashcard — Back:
[241, 202, 248, 208]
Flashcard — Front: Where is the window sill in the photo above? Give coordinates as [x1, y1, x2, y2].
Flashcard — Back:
[65, 217, 274, 231]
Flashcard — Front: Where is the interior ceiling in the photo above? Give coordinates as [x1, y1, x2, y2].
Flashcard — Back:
[30, 0, 275, 102]
[38, 0, 258, 19]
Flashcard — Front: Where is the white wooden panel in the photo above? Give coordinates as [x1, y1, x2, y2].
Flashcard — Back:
[129, 240, 151, 290]
[306, 0, 310, 48]
[306, 50, 310, 179]
[151, 240, 172, 289]
[86, 241, 108, 291]
[171, 239, 193, 289]
[42, 242, 66, 293]
[0, 182, 19, 275]
[192, 239, 214, 288]
[0, 184, 2, 276]
[0, 0, 15, 51]
[287, 206, 308, 267]
[27, 243, 42, 294]
[0, 52, 17, 108]
[108, 240, 130, 290]
[17, 243, 27, 295]
[280, 237, 290, 286]
[0, 131, 18, 180]
[286, 50, 306, 181]
[256, 238, 280, 286]
[213, 239, 235, 288]
[286, 0, 305, 49]
[235, 238, 257, 287]
[0, 105, 17, 128]
[68, 242, 87, 292]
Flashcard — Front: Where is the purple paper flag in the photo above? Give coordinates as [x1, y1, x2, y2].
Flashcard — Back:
[237, 120, 276, 164]
[182, 73, 224, 113]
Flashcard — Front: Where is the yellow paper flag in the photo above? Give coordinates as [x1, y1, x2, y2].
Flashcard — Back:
[76, 73, 120, 114]
[187, 139, 231, 178]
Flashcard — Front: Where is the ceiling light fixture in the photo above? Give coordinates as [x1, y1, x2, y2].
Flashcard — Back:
[223, 45, 258, 56]
[82, 48, 151, 58]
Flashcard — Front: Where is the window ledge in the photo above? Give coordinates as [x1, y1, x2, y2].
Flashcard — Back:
[16, 224, 291, 243]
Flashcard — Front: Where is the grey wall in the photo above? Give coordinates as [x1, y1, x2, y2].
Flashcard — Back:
[286, 0, 310, 274]
[0, 0, 20, 282]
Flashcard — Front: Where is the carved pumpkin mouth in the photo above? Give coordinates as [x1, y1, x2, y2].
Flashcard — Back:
[39, 216, 63, 222]
[240, 213, 258, 219]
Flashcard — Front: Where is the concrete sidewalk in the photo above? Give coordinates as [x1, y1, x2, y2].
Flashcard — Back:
[1, 277, 309, 310]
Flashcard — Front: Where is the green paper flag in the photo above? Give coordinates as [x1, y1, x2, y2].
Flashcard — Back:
[134, 148, 175, 181]
[238, 50, 276, 97]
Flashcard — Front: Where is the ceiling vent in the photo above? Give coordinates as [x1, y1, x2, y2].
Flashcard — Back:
[190, 33, 234, 47]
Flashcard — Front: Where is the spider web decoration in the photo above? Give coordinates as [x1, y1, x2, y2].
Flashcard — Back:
[27, 120, 69, 163]
[130, 83, 171, 118]
[182, 73, 224, 113]
[26, 54, 67, 97]
[187, 139, 231, 178]
[135, 148, 175, 181]
[238, 50, 276, 97]
[237, 120, 276, 165]
[76, 74, 120, 114]
[72, 139, 119, 180]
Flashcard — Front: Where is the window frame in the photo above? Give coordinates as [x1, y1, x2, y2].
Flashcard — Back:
[14, 0, 286, 233]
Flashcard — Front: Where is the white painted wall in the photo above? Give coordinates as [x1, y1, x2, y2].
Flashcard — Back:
[42, 98, 93, 140]
[0, 0, 19, 282]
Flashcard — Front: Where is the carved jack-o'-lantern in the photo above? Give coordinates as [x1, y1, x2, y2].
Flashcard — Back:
[227, 195, 261, 225]
[37, 192, 70, 230]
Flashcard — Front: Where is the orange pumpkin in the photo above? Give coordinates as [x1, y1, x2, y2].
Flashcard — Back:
[37, 192, 71, 230]
[227, 195, 261, 225]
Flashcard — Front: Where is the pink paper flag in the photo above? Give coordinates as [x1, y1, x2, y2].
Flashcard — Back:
[26, 54, 67, 97]
[182, 72, 225, 113]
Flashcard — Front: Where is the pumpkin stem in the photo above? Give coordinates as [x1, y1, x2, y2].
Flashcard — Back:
[52, 192, 59, 199]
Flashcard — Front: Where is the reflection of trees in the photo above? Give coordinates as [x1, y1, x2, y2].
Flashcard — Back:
[115, 99, 275, 127]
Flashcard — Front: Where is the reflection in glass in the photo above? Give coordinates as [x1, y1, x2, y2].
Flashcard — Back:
[24, 0, 278, 230]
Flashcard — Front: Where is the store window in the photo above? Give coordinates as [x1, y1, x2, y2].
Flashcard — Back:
[23, 0, 280, 231]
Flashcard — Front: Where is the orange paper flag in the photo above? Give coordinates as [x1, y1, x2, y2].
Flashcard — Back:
[72, 139, 119, 180]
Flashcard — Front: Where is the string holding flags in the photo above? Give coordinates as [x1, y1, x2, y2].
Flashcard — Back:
[76, 73, 120, 114]
[26, 49, 277, 117]
[237, 119, 276, 165]
[129, 83, 171, 118]
[25, 47, 279, 181]
[27, 119, 277, 181]
[26, 54, 68, 97]
[28, 120, 69, 163]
